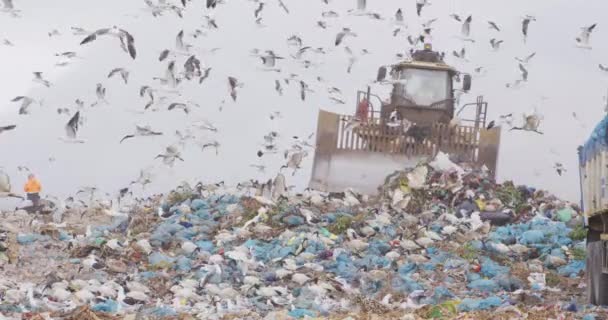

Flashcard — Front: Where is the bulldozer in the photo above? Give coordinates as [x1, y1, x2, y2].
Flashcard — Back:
[309, 44, 501, 194]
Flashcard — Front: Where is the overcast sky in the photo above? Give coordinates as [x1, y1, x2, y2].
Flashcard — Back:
[0, 0, 607, 205]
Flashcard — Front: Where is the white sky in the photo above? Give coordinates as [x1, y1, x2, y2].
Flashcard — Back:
[0, 0, 607, 203]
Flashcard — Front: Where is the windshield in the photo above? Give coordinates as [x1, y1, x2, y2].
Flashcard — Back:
[391, 68, 450, 106]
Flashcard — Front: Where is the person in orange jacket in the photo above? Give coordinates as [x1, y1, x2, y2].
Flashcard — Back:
[24, 173, 42, 208]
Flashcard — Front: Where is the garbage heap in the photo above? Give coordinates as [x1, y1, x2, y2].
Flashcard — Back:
[0, 161, 604, 320]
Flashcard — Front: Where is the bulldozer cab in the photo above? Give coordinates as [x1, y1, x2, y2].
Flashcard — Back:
[309, 45, 499, 195]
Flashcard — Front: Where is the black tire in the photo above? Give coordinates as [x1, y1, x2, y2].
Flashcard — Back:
[587, 232, 608, 305]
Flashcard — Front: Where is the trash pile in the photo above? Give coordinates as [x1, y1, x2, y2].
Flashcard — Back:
[0, 156, 605, 319]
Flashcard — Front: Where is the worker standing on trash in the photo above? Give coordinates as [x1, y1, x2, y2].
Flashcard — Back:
[24, 173, 42, 209]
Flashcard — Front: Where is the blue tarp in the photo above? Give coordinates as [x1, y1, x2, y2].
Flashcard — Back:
[581, 115, 608, 164]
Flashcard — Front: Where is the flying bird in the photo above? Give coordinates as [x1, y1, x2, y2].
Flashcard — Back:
[395, 9, 403, 24]
[518, 63, 528, 81]
[260, 50, 284, 69]
[200, 141, 220, 155]
[515, 52, 536, 64]
[521, 15, 536, 43]
[576, 23, 597, 48]
[155, 145, 184, 166]
[11, 96, 37, 115]
[490, 38, 503, 50]
[199, 67, 212, 84]
[322, 11, 339, 18]
[65, 111, 80, 139]
[254, 2, 264, 18]
[33, 72, 51, 87]
[452, 48, 466, 59]
[488, 21, 500, 31]
[277, 0, 289, 13]
[80, 26, 136, 59]
[416, 0, 429, 16]
[228, 77, 243, 101]
[95, 83, 107, 104]
[299, 80, 312, 101]
[168, 102, 192, 114]
[183, 55, 202, 79]
[120, 125, 163, 143]
[461, 15, 472, 37]
[510, 111, 543, 134]
[449, 14, 461, 22]
[335, 28, 357, 46]
[599, 64, 608, 72]
[0, 125, 16, 134]
[275, 80, 283, 95]
[554, 163, 566, 176]
[107, 68, 129, 84]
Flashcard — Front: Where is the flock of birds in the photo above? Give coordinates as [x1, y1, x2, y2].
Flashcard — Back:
[0, 0, 606, 198]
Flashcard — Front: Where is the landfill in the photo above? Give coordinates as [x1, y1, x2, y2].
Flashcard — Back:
[0, 155, 606, 320]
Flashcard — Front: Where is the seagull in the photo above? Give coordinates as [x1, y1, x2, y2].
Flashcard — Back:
[554, 163, 566, 176]
[0, 125, 16, 134]
[71, 26, 91, 36]
[1, 0, 19, 16]
[168, 102, 193, 114]
[275, 80, 283, 95]
[203, 15, 219, 29]
[254, 2, 264, 18]
[576, 23, 597, 49]
[190, 119, 218, 132]
[452, 48, 466, 60]
[515, 52, 536, 64]
[461, 15, 472, 37]
[48, 29, 61, 37]
[65, 111, 80, 139]
[322, 11, 339, 18]
[277, 0, 289, 13]
[3, 38, 13, 46]
[299, 80, 312, 101]
[80, 26, 136, 59]
[510, 111, 543, 134]
[57, 107, 71, 115]
[33, 72, 51, 87]
[199, 67, 212, 84]
[120, 125, 163, 143]
[259, 50, 284, 71]
[155, 145, 184, 166]
[228, 76, 243, 101]
[153, 60, 180, 88]
[490, 38, 503, 50]
[317, 20, 328, 29]
[416, 0, 429, 16]
[518, 63, 528, 81]
[94, 83, 107, 105]
[522, 15, 536, 43]
[335, 28, 357, 46]
[175, 30, 192, 52]
[107, 68, 129, 84]
[200, 141, 220, 155]
[11, 96, 37, 115]
[488, 21, 500, 31]
[395, 9, 404, 24]
[287, 35, 303, 47]
[183, 55, 202, 80]
[600, 64, 608, 73]
[450, 14, 461, 22]
[130, 169, 153, 188]
[281, 151, 307, 175]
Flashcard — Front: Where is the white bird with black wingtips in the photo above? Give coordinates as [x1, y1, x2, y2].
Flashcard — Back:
[576, 23, 597, 49]
[61, 111, 85, 143]
[107, 68, 129, 84]
[33, 72, 51, 87]
[335, 28, 357, 46]
[80, 26, 136, 59]
[11, 96, 38, 115]
[120, 125, 163, 143]
[155, 145, 184, 166]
